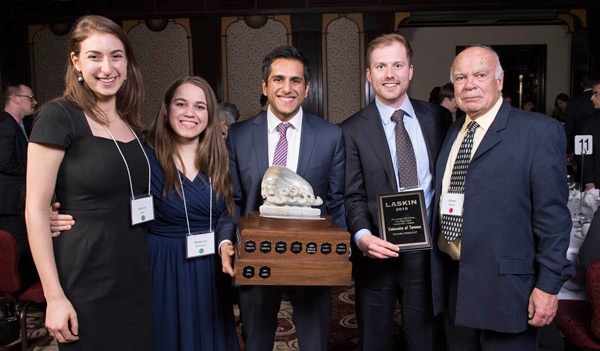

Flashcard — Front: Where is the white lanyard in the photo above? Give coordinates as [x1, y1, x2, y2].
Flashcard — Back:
[102, 124, 151, 198]
[177, 172, 212, 236]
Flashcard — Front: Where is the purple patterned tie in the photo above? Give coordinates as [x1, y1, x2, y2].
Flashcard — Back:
[272, 122, 291, 166]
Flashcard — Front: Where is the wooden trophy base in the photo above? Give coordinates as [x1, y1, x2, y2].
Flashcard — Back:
[234, 212, 351, 286]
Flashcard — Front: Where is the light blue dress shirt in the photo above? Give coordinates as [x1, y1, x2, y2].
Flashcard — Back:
[354, 97, 433, 243]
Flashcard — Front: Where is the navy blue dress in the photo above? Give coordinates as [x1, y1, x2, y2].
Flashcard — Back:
[145, 147, 240, 351]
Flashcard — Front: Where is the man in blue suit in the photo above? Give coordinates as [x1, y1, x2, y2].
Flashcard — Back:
[436, 45, 574, 350]
[341, 33, 450, 351]
[225, 45, 345, 351]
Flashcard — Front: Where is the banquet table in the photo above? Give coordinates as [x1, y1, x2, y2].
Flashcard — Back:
[558, 195, 595, 301]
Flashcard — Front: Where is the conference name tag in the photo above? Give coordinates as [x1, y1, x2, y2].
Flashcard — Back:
[131, 194, 155, 225]
[186, 231, 215, 259]
[441, 193, 464, 216]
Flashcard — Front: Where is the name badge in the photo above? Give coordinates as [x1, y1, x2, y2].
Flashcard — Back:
[131, 194, 155, 225]
[441, 193, 464, 216]
[186, 231, 216, 259]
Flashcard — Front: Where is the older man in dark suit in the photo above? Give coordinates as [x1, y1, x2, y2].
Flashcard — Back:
[436, 45, 574, 350]
[0, 83, 37, 281]
[341, 33, 450, 351]
[225, 45, 345, 351]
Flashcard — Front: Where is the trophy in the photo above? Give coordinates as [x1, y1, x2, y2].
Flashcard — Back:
[234, 166, 351, 286]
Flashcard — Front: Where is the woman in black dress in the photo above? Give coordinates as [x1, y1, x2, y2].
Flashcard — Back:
[25, 15, 153, 350]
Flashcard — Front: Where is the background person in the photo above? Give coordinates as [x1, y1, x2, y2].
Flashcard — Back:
[439, 82, 458, 121]
[260, 93, 268, 111]
[218, 101, 240, 138]
[566, 72, 597, 155]
[0, 83, 37, 283]
[551, 93, 569, 123]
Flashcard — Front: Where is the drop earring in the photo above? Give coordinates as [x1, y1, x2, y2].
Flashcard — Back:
[77, 74, 83, 85]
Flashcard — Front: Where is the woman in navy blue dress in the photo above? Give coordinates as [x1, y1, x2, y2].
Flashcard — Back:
[144, 76, 239, 351]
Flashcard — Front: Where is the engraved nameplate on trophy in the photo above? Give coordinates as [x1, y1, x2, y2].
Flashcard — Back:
[233, 166, 351, 286]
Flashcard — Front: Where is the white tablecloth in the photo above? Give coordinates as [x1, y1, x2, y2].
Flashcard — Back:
[558, 197, 593, 301]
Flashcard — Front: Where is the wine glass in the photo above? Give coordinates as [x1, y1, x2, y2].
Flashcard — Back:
[574, 212, 591, 239]
[567, 174, 575, 190]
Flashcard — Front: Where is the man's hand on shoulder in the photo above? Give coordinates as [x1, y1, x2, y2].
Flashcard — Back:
[357, 234, 400, 259]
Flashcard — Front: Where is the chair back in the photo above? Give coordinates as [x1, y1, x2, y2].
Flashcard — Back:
[0, 229, 23, 293]
[587, 260, 600, 338]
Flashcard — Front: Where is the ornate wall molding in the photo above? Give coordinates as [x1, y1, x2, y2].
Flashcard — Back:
[322, 13, 363, 123]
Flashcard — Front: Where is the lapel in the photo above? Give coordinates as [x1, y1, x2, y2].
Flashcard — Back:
[297, 113, 317, 178]
[2, 111, 27, 143]
[250, 113, 270, 178]
[359, 103, 396, 185]
[411, 99, 436, 170]
[471, 102, 510, 162]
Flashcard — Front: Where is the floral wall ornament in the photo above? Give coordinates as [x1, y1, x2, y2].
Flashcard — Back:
[244, 15, 268, 29]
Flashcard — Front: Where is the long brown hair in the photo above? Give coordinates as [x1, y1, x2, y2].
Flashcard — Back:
[63, 15, 144, 130]
[145, 76, 234, 215]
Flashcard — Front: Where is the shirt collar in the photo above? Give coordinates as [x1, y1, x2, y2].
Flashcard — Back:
[267, 106, 303, 133]
[463, 96, 503, 132]
[375, 96, 415, 126]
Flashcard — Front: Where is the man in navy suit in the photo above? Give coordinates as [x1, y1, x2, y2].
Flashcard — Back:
[580, 80, 600, 189]
[565, 72, 597, 186]
[0, 83, 37, 282]
[225, 45, 345, 351]
[341, 33, 450, 351]
[436, 46, 574, 350]
[565, 72, 597, 155]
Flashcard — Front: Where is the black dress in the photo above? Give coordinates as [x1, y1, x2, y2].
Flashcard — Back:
[30, 101, 153, 351]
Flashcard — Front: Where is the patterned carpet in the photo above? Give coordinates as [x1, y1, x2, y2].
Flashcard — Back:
[1, 284, 398, 351]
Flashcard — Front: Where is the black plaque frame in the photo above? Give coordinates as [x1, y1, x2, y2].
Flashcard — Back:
[377, 190, 431, 251]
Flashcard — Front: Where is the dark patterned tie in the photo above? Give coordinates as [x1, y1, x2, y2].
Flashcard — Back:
[272, 122, 291, 166]
[391, 109, 418, 188]
[441, 121, 479, 242]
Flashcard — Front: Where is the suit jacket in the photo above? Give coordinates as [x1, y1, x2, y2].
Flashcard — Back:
[341, 99, 450, 315]
[0, 110, 28, 214]
[565, 90, 596, 154]
[580, 111, 600, 185]
[226, 111, 346, 229]
[434, 102, 575, 333]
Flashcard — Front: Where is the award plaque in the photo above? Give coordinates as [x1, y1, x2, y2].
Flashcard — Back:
[377, 190, 431, 251]
[234, 212, 351, 286]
